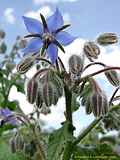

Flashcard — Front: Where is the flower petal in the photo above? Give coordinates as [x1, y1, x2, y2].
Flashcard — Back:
[47, 44, 58, 64]
[0, 108, 17, 126]
[22, 38, 43, 55]
[23, 16, 43, 34]
[0, 108, 12, 117]
[56, 31, 76, 46]
[47, 8, 64, 32]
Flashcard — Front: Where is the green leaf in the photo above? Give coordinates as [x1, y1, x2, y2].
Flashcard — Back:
[47, 122, 74, 160]
[7, 101, 18, 110]
[10, 73, 25, 93]
[0, 124, 15, 136]
[0, 93, 5, 105]
[14, 81, 25, 93]
[72, 144, 120, 160]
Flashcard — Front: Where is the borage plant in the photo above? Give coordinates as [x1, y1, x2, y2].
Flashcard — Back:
[3, 8, 120, 160]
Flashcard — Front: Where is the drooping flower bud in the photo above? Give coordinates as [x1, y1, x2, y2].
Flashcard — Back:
[32, 69, 63, 108]
[83, 41, 100, 61]
[104, 70, 120, 87]
[27, 78, 38, 104]
[36, 69, 63, 107]
[69, 54, 84, 81]
[35, 86, 43, 108]
[9, 132, 24, 153]
[14, 132, 24, 151]
[9, 136, 16, 153]
[17, 56, 35, 74]
[40, 103, 51, 115]
[42, 81, 60, 107]
[85, 97, 92, 115]
[97, 33, 118, 46]
[89, 91, 109, 117]
[23, 140, 37, 157]
[85, 78, 109, 117]
[51, 72, 63, 97]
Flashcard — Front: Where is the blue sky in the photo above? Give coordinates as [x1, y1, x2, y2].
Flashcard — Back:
[1, 0, 120, 134]
[1, 0, 120, 45]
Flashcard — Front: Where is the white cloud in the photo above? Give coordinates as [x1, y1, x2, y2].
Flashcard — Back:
[63, 13, 71, 23]
[24, 6, 71, 26]
[4, 8, 15, 24]
[98, 45, 120, 67]
[24, 6, 53, 20]
[33, 0, 78, 5]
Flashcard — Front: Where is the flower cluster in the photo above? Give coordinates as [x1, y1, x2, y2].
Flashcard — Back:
[26, 68, 63, 110]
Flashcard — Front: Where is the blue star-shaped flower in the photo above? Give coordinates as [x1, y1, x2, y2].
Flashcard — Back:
[22, 8, 76, 64]
[0, 108, 17, 125]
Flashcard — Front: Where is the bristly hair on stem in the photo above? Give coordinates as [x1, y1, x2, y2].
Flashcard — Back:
[109, 86, 120, 105]
[80, 66, 120, 83]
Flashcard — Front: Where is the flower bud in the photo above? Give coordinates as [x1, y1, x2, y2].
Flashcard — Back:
[85, 97, 92, 115]
[52, 72, 63, 97]
[35, 88, 43, 108]
[42, 81, 60, 107]
[0, 42, 7, 54]
[23, 140, 37, 157]
[105, 70, 120, 87]
[6, 62, 15, 71]
[83, 41, 100, 61]
[40, 103, 51, 115]
[97, 33, 118, 45]
[17, 56, 34, 74]
[9, 133, 24, 153]
[24, 143, 33, 156]
[27, 78, 38, 104]
[85, 78, 109, 117]
[69, 54, 84, 80]
[0, 30, 5, 39]
[89, 92, 109, 117]
[9, 137, 16, 153]
[14, 133, 24, 151]
[37, 69, 63, 107]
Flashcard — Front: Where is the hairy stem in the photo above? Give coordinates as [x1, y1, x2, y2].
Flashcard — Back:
[109, 86, 120, 105]
[73, 117, 102, 145]
[17, 113, 46, 159]
[83, 62, 106, 72]
[64, 85, 72, 124]
[64, 85, 74, 135]
[32, 125, 46, 160]
[80, 66, 120, 83]
[73, 100, 120, 146]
